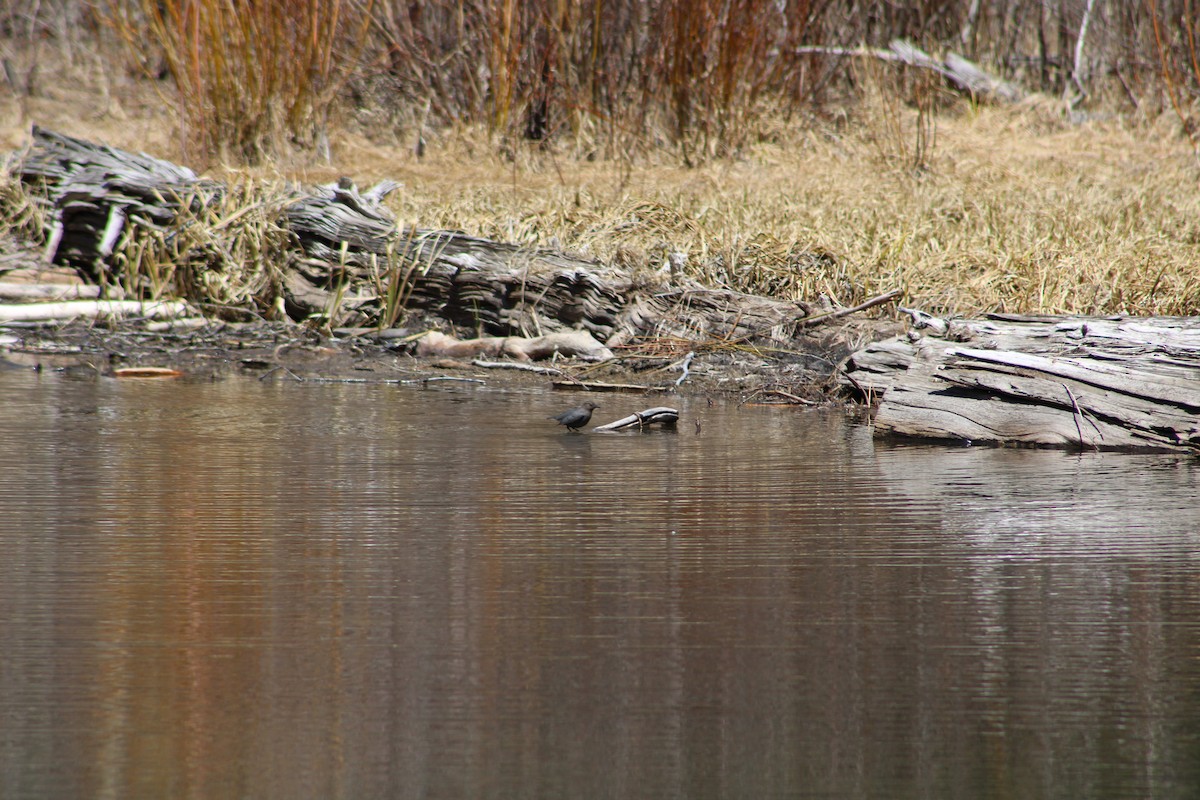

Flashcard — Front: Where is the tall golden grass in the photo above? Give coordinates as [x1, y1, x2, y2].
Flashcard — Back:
[106, 181, 293, 314]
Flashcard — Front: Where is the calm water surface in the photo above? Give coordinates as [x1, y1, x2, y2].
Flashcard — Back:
[2, 369, 1199, 799]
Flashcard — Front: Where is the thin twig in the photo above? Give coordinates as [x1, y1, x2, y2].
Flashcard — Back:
[796, 288, 904, 328]
[765, 388, 817, 405]
[472, 359, 561, 375]
[258, 364, 304, 381]
[271, 373, 485, 386]
[674, 351, 695, 387]
[1062, 382, 1100, 451]
[422, 376, 486, 385]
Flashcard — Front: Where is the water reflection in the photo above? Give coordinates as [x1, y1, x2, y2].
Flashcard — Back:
[1, 370, 1199, 799]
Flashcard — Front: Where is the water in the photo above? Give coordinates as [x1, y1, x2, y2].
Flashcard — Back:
[2, 369, 1199, 799]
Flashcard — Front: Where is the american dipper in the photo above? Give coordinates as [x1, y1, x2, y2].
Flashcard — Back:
[551, 401, 598, 431]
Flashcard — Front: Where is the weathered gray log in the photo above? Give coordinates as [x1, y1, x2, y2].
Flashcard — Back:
[286, 186, 630, 337]
[846, 313, 1200, 453]
[593, 407, 679, 431]
[14, 128, 856, 353]
[19, 126, 222, 276]
[285, 182, 803, 344]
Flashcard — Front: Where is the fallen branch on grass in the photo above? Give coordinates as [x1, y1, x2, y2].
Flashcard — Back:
[471, 359, 562, 375]
[794, 40, 1024, 103]
[551, 380, 671, 393]
[262, 369, 485, 386]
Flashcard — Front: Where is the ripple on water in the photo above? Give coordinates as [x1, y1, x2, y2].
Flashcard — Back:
[2, 371, 1200, 799]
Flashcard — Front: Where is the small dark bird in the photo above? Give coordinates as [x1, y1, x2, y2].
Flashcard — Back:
[551, 401, 598, 431]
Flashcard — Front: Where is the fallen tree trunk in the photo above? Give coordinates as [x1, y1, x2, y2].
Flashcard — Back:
[10, 128, 891, 365]
[18, 126, 222, 277]
[845, 313, 1200, 453]
[283, 190, 822, 346]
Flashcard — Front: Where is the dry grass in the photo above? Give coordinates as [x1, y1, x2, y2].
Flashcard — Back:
[105, 180, 293, 314]
[2, 47, 1199, 318]
[278, 100, 1200, 318]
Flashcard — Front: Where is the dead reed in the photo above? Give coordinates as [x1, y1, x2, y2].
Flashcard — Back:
[107, 0, 373, 162]
[106, 180, 294, 314]
[0, 170, 295, 316]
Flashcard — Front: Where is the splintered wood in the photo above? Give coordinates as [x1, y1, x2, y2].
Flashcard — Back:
[846, 314, 1200, 453]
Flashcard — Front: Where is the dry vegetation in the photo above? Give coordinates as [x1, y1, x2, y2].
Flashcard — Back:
[1, 0, 1199, 318]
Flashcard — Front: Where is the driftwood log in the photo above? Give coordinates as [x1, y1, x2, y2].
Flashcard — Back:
[13, 127, 847, 357]
[284, 190, 827, 347]
[19, 127, 222, 278]
[593, 407, 679, 431]
[845, 312, 1200, 453]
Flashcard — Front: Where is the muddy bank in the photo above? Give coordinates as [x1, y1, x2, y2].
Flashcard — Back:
[0, 300, 890, 403]
[0, 247, 890, 401]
